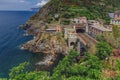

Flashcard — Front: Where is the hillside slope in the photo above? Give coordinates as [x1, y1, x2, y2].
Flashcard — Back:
[21, 0, 120, 54]
[29, 0, 120, 24]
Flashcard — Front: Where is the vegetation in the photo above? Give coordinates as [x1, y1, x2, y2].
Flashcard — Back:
[29, 0, 120, 24]
[9, 62, 50, 80]
[27, 0, 120, 31]
[96, 41, 113, 60]
[2, 0, 120, 79]
[102, 25, 120, 48]
[113, 25, 120, 39]
[7, 42, 119, 80]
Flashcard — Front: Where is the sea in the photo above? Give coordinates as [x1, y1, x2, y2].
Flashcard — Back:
[0, 11, 44, 78]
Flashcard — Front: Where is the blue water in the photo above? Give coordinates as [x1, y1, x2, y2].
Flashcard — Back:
[0, 11, 44, 78]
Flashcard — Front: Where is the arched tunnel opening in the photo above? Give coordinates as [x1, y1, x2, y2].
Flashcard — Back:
[76, 29, 85, 33]
[70, 42, 75, 46]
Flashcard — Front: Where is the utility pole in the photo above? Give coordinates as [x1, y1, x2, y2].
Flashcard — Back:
[58, 0, 62, 25]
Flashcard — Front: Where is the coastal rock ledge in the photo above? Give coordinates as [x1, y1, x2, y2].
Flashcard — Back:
[22, 33, 68, 55]
[21, 32, 68, 68]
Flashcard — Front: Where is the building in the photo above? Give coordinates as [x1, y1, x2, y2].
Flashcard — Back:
[71, 17, 89, 33]
[64, 27, 76, 39]
[88, 20, 112, 38]
[88, 20, 100, 26]
[46, 25, 62, 33]
[56, 25, 62, 32]
[109, 11, 120, 26]
[71, 17, 87, 24]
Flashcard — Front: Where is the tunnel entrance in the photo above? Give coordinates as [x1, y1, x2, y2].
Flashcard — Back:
[70, 42, 75, 46]
[76, 29, 85, 33]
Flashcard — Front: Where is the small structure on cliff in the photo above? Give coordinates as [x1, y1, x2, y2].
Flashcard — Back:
[46, 25, 62, 33]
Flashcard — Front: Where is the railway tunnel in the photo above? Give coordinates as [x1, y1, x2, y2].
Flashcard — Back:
[75, 25, 87, 55]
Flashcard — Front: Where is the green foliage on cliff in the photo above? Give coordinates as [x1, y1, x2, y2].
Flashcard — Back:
[30, 0, 120, 24]
[96, 41, 113, 60]
[9, 62, 50, 80]
[113, 25, 120, 39]
[8, 51, 102, 80]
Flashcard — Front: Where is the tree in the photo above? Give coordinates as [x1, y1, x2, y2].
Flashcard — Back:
[51, 50, 79, 80]
[113, 25, 120, 39]
[96, 41, 113, 60]
[96, 34, 105, 41]
[9, 62, 50, 80]
[9, 62, 29, 79]
[113, 25, 120, 48]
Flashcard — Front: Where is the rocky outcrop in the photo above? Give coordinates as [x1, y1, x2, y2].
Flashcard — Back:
[22, 33, 68, 55]
[21, 32, 68, 68]
[35, 54, 56, 70]
[20, 0, 68, 68]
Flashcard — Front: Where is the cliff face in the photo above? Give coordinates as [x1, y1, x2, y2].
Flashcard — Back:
[22, 32, 68, 55]
[30, 0, 60, 20]
[20, 0, 61, 35]
[20, 0, 120, 67]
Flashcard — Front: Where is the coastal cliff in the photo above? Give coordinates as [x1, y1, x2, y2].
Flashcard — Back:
[20, 0, 120, 67]
[22, 32, 68, 55]
[20, 0, 61, 35]
[21, 0, 120, 33]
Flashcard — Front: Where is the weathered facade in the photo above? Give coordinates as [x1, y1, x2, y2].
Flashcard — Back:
[64, 27, 76, 39]
[88, 20, 112, 38]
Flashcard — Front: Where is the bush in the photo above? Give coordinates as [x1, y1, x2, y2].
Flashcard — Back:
[96, 41, 113, 60]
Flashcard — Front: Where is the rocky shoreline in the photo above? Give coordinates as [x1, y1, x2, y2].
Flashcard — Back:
[20, 22, 68, 69]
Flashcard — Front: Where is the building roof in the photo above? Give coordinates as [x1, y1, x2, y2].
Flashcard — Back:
[91, 26, 112, 32]
[62, 25, 73, 28]
[88, 20, 99, 23]
[46, 28, 56, 31]
[74, 24, 85, 28]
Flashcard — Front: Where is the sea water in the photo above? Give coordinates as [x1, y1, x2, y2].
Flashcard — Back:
[0, 11, 44, 78]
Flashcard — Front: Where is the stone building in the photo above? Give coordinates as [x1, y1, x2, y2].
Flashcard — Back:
[64, 26, 78, 50]
[64, 27, 76, 39]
